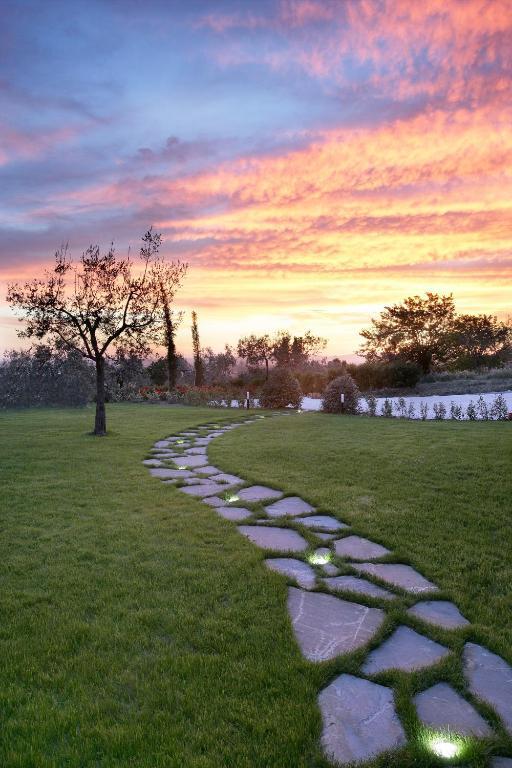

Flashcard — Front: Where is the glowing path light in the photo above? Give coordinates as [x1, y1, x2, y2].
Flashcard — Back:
[225, 494, 240, 503]
[427, 736, 461, 760]
[308, 551, 331, 566]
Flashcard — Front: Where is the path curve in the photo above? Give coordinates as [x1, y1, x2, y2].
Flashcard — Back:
[144, 415, 512, 767]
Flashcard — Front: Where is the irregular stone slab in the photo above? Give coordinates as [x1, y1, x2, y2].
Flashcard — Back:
[315, 532, 337, 541]
[154, 440, 170, 449]
[288, 588, 385, 662]
[237, 486, 284, 503]
[322, 564, 340, 577]
[464, 643, 512, 735]
[319, 674, 406, 766]
[180, 432, 198, 436]
[150, 467, 196, 479]
[324, 576, 396, 602]
[265, 558, 316, 589]
[237, 526, 308, 552]
[334, 535, 391, 561]
[298, 515, 348, 532]
[493, 759, 512, 768]
[362, 626, 450, 675]
[195, 466, 221, 476]
[216, 506, 252, 521]
[182, 478, 212, 486]
[264, 496, 315, 517]
[352, 563, 438, 594]
[179, 483, 227, 498]
[184, 447, 208, 455]
[174, 454, 208, 468]
[152, 452, 178, 459]
[193, 438, 211, 446]
[143, 459, 163, 467]
[202, 495, 225, 507]
[414, 682, 492, 737]
[408, 600, 470, 630]
[214, 473, 244, 486]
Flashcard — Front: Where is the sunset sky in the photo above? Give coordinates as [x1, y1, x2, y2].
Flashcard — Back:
[1, 0, 511, 358]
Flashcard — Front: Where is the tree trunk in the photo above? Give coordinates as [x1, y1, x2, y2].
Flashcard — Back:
[265, 357, 269, 380]
[94, 356, 107, 436]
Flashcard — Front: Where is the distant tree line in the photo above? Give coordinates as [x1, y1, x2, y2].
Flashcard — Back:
[5, 272, 511, 420]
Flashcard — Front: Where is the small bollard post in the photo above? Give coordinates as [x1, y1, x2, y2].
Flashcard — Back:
[340, 392, 345, 413]
[246, 390, 250, 409]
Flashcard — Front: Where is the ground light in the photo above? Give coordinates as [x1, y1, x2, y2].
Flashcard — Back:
[176, 439, 184, 444]
[424, 732, 466, 761]
[308, 551, 331, 566]
[225, 494, 240, 503]
[178, 465, 188, 470]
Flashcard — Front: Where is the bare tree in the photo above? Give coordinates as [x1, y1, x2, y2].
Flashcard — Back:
[191, 310, 204, 386]
[7, 229, 184, 435]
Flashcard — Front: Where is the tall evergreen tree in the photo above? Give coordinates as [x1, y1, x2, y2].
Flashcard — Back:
[191, 310, 204, 386]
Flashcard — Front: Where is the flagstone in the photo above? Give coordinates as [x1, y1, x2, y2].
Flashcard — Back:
[298, 515, 348, 532]
[216, 506, 252, 521]
[414, 682, 492, 737]
[362, 626, 450, 675]
[179, 483, 227, 497]
[408, 600, 469, 630]
[142, 459, 163, 467]
[195, 466, 221, 476]
[154, 440, 170, 448]
[214, 473, 244, 486]
[265, 558, 316, 589]
[463, 643, 512, 735]
[264, 496, 315, 517]
[150, 467, 196, 479]
[315, 532, 337, 541]
[324, 575, 396, 602]
[319, 674, 406, 766]
[202, 495, 225, 507]
[334, 535, 391, 561]
[184, 447, 208, 455]
[238, 485, 284, 502]
[173, 454, 208, 468]
[352, 563, 438, 593]
[493, 759, 512, 767]
[321, 564, 340, 577]
[288, 588, 385, 662]
[237, 526, 308, 552]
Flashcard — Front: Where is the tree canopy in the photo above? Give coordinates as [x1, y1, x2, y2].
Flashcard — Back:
[7, 229, 185, 434]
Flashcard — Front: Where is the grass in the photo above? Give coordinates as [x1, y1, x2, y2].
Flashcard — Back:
[1, 405, 511, 767]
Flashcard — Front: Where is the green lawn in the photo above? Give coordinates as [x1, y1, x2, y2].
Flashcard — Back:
[1, 405, 511, 767]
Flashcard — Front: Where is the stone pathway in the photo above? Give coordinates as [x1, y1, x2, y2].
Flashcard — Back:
[143, 416, 512, 766]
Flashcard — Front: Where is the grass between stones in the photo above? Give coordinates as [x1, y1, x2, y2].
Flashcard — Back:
[1, 405, 510, 767]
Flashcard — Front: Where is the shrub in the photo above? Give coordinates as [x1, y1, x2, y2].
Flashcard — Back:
[387, 361, 422, 388]
[381, 398, 393, 417]
[365, 393, 377, 416]
[433, 402, 447, 420]
[394, 397, 407, 418]
[419, 402, 429, 420]
[407, 402, 416, 419]
[477, 395, 489, 420]
[450, 402, 463, 420]
[490, 394, 508, 420]
[260, 368, 302, 409]
[466, 400, 477, 420]
[322, 373, 360, 414]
